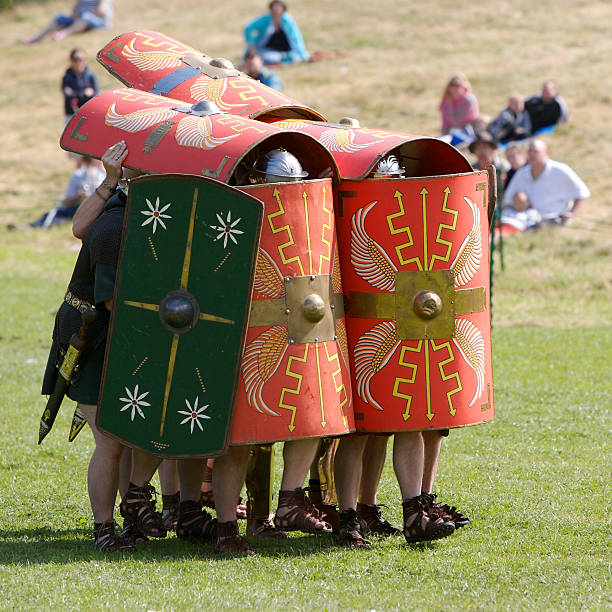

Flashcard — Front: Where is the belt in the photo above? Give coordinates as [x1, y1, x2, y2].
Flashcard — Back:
[64, 290, 93, 313]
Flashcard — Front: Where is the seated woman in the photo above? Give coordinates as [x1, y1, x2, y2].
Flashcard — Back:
[439, 74, 480, 137]
[244, 1, 310, 65]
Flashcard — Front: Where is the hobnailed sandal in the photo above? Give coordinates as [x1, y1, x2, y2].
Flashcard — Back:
[308, 485, 340, 533]
[161, 492, 180, 531]
[119, 483, 167, 539]
[215, 520, 255, 555]
[420, 492, 470, 528]
[176, 500, 217, 542]
[93, 520, 135, 552]
[119, 518, 148, 545]
[357, 503, 402, 536]
[336, 509, 371, 549]
[246, 517, 287, 539]
[274, 488, 333, 534]
[402, 496, 455, 543]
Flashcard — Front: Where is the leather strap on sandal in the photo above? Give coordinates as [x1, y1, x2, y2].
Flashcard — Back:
[274, 488, 333, 534]
[215, 520, 255, 555]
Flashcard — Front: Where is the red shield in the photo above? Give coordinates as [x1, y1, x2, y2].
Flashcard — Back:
[60, 89, 338, 182]
[271, 120, 473, 179]
[335, 172, 494, 432]
[230, 179, 354, 444]
[97, 31, 326, 121]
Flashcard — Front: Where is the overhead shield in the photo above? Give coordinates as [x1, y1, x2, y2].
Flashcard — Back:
[97, 175, 263, 457]
[60, 89, 337, 184]
[229, 179, 354, 444]
[97, 30, 326, 122]
[335, 172, 494, 432]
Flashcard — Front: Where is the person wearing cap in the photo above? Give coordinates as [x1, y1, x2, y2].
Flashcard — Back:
[469, 132, 510, 204]
[244, 1, 310, 65]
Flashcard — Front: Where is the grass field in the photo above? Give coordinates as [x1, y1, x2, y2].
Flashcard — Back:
[1, 1, 611, 610]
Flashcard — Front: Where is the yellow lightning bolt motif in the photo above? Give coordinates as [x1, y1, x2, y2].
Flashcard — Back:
[393, 341, 421, 421]
[318, 184, 332, 275]
[431, 340, 463, 416]
[279, 344, 310, 432]
[325, 341, 348, 428]
[386, 190, 421, 269]
[429, 187, 458, 269]
[268, 188, 305, 275]
[133, 31, 190, 53]
[315, 343, 326, 428]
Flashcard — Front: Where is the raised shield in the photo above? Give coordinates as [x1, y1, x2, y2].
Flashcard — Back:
[97, 175, 263, 457]
[335, 172, 494, 432]
[97, 30, 326, 121]
[229, 179, 354, 444]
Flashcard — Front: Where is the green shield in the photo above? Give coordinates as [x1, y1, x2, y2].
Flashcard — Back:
[97, 174, 262, 457]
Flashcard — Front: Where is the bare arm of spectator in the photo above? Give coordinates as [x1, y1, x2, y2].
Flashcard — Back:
[72, 141, 127, 239]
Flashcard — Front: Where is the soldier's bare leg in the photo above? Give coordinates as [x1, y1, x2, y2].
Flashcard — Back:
[394, 431, 454, 542]
[80, 403, 124, 523]
[159, 460, 180, 530]
[421, 430, 443, 494]
[178, 458, 206, 502]
[274, 439, 332, 534]
[120, 451, 166, 539]
[356, 435, 401, 537]
[118, 447, 132, 499]
[176, 458, 216, 544]
[213, 445, 254, 555]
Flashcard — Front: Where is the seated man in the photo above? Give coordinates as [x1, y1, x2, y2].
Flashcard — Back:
[488, 93, 532, 144]
[244, 0, 310, 65]
[501, 139, 590, 231]
[524, 80, 569, 133]
[31, 156, 105, 228]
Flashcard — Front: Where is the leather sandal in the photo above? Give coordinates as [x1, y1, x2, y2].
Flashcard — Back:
[119, 483, 167, 539]
[402, 496, 455, 543]
[93, 520, 135, 552]
[119, 518, 148, 545]
[246, 517, 287, 539]
[176, 500, 217, 542]
[161, 492, 180, 531]
[336, 509, 371, 548]
[215, 520, 255, 555]
[357, 503, 402, 536]
[274, 488, 333, 534]
[420, 492, 470, 528]
[308, 486, 340, 533]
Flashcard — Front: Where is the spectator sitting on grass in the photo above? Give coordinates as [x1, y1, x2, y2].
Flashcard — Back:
[501, 138, 589, 231]
[469, 131, 510, 204]
[488, 92, 532, 144]
[242, 50, 282, 91]
[22, 0, 113, 45]
[524, 80, 569, 133]
[30, 155, 105, 228]
[503, 141, 528, 190]
[244, 1, 310, 65]
[439, 74, 480, 136]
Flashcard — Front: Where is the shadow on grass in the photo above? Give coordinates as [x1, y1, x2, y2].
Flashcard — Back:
[0, 527, 341, 565]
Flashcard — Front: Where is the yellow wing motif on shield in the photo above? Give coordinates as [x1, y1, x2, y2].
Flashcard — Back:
[253, 248, 285, 299]
[242, 326, 289, 416]
[354, 321, 400, 411]
[104, 104, 179, 131]
[453, 318, 485, 406]
[351, 202, 397, 291]
[190, 76, 247, 111]
[121, 37, 185, 71]
[319, 128, 382, 153]
[273, 120, 308, 131]
[451, 196, 482, 287]
[175, 115, 240, 149]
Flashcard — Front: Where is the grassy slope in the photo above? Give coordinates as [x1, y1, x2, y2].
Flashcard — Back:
[0, 1, 610, 610]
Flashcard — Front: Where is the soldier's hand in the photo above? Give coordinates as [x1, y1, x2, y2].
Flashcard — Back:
[102, 141, 128, 182]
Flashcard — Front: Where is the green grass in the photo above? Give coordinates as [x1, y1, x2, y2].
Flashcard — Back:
[1, 0, 612, 609]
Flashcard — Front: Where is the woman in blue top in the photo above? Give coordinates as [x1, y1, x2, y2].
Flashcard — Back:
[244, 1, 310, 65]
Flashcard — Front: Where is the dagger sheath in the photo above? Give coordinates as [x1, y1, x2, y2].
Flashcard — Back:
[38, 307, 98, 444]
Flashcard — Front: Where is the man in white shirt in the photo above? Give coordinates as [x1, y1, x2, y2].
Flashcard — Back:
[501, 139, 589, 231]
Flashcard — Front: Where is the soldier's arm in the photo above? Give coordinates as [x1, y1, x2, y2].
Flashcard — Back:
[72, 141, 127, 239]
